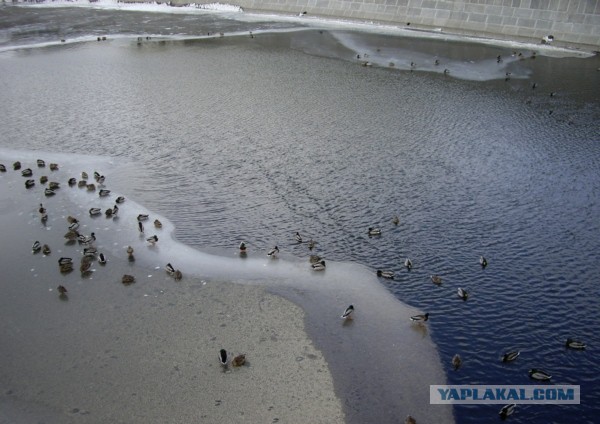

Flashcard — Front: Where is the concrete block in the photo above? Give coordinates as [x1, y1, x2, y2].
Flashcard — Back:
[516, 17, 536, 26]
[407, 7, 422, 15]
[435, 9, 451, 19]
[581, 0, 596, 14]
[421, 0, 436, 8]
[469, 12, 488, 22]
[487, 14, 504, 24]
[567, 13, 586, 23]
[421, 8, 437, 18]
[450, 10, 469, 20]
[583, 13, 600, 25]
[514, 8, 533, 18]
[534, 19, 553, 29]
[511, 0, 521, 7]
[530, 0, 550, 9]
[503, 16, 519, 25]
[501, 6, 515, 16]
[465, 4, 485, 13]
[484, 5, 503, 15]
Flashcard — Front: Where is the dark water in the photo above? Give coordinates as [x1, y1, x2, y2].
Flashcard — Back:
[1, 3, 599, 423]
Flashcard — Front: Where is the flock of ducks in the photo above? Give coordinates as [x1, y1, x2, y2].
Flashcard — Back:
[1, 158, 185, 299]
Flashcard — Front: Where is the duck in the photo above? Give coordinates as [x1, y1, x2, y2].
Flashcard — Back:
[68, 221, 79, 231]
[308, 239, 316, 250]
[146, 235, 158, 245]
[115, 196, 125, 204]
[81, 171, 88, 180]
[541, 34, 554, 44]
[127, 246, 135, 261]
[80, 258, 92, 274]
[78, 180, 87, 188]
[36, 159, 45, 167]
[341, 304, 354, 320]
[86, 183, 96, 191]
[42, 244, 51, 255]
[105, 207, 113, 217]
[93, 171, 101, 180]
[528, 368, 551, 381]
[267, 246, 279, 258]
[405, 416, 416, 424]
[410, 313, 429, 322]
[165, 263, 176, 275]
[98, 189, 111, 197]
[137, 214, 149, 221]
[452, 354, 462, 370]
[40, 212, 48, 223]
[49, 163, 59, 171]
[138, 221, 144, 233]
[13, 161, 21, 170]
[44, 188, 55, 196]
[0, 164, 5, 172]
[21, 168, 33, 177]
[32, 241, 42, 253]
[404, 258, 413, 270]
[57, 285, 68, 297]
[368, 227, 382, 236]
[40, 175, 48, 184]
[38, 203, 46, 215]
[58, 257, 73, 266]
[83, 247, 97, 258]
[309, 255, 322, 264]
[89, 208, 101, 216]
[48, 181, 60, 190]
[111, 205, 119, 216]
[239, 242, 247, 253]
[392, 215, 399, 225]
[154, 219, 162, 228]
[431, 275, 443, 285]
[499, 403, 516, 420]
[67, 215, 78, 224]
[98, 253, 107, 265]
[78, 232, 96, 245]
[25, 179, 35, 189]
[480, 256, 488, 267]
[502, 351, 520, 362]
[312, 260, 326, 271]
[68, 177, 77, 186]
[173, 270, 183, 281]
[64, 229, 80, 241]
[122, 274, 135, 285]
[565, 338, 586, 350]
[295, 232, 303, 243]
[457, 287, 469, 300]
[59, 262, 74, 273]
[219, 349, 228, 366]
[231, 354, 246, 367]
[376, 270, 395, 279]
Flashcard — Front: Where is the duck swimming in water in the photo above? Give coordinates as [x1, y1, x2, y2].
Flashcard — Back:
[295, 232, 303, 243]
[68, 177, 77, 186]
[37, 159, 46, 167]
[89, 208, 101, 216]
[137, 214, 149, 222]
[312, 260, 326, 271]
[165, 263, 176, 275]
[57, 285, 68, 297]
[368, 227, 382, 236]
[529, 368, 551, 381]
[49, 163, 59, 171]
[147, 235, 158, 245]
[404, 258, 413, 270]
[239, 242, 247, 254]
[21, 168, 33, 177]
[499, 403, 516, 420]
[565, 338, 586, 350]
[457, 287, 469, 300]
[431, 275, 443, 285]
[44, 188, 55, 196]
[376, 270, 395, 279]
[392, 215, 400, 225]
[127, 246, 135, 261]
[115, 196, 125, 204]
[98, 189, 111, 197]
[32, 241, 42, 253]
[502, 351, 520, 362]
[219, 349, 228, 366]
[122, 274, 135, 285]
[138, 221, 144, 233]
[480, 256, 488, 268]
[25, 179, 35, 189]
[13, 161, 21, 170]
[452, 354, 462, 370]
[42, 244, 51, 255]
[231, 354, 246, 367]
[267, 246, 279, 258]
[98, 253, 107, 265]
[154, 219, 162, 228]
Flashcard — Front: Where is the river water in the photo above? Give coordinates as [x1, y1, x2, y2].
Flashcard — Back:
[1, 2, 599, 423]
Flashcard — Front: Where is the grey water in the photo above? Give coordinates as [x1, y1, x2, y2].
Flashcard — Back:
[1, 3, 600, 423]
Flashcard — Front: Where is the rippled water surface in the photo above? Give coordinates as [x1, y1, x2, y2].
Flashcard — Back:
[1, 4, 600, 423]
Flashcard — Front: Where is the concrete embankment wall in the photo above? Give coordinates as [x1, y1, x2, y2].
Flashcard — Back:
[176, 0, 600, 48]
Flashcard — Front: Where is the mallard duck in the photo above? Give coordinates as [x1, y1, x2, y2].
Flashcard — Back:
[502, 351, 520, 362]
[138, 221, 144, 233]
[40, 175, 48, 184]
[81, 171, 88, 180]
[392, 215, 400, 225]
[83, 247, 97, 257]
[32, 241, 42, 253]
[231, 354, 246, 367]
[457, 287, 469, 300]
[25, 179, 35, 189]
[404, 258, 413, 270]
[115, 196, 125, 204]
[239, 242, 247, 253]
[49, 163, 59, 171]
[86, 183, 96, 191]
[64, 229, 80, 241]
[122, 274, 135, 285]
[528, 368, 551, 381]
[89, 208, 101, 216]
[68, 177, 77, 186]
[13, 161, 21, 170]
[165, 263, 176, 275]
[312, 260, 326, 271]
[565, 338, 586, 350]
[127, 246, 134, 261]
[98, 253, 107, 265]
[499, 404, 516, 420]
[137, 214, 149, 221]
[105, 208, 113, 217]
[452, 354, 462, 370]
[0, 164, 5, 172]
[67, 215, 78, 224]
[98, 189, 110, 197]
[80, 259, 92, 273]
[410, 313, 429, 322]
[48, 181, 60, 190]
[58, 257, 73, 266]
[146, 235, 158, 245]
[308, 239, 316, 250]
[267, 246, 279, 258]
[44, 188, 55, 196]
[78, 180, 87, 188]
[93, 171, 101, 180]
[154, 219, 162, 228]
[295, 232, 303, 243]
[68, 221, 79, 231]
[480, 256, 488, 267]
[309, 255, 322, 264]
[40, 212, 48, 223]
[42, 244, 51, 255]
[219, 349, 228, 365]
[431, 275, 443, 285]
[57, 285, 68, 295]
[368, 227, 382, 236]
[173, 270, 183, 281]
[377, 270, 395, 279]
[21, 168, 33, 177]
[38, 203, 46, 215]
[111, 205, 119, 216]
[405, 416, 416, 424]
[78, 232, 96, 244]
[341, 304, 354, 319]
